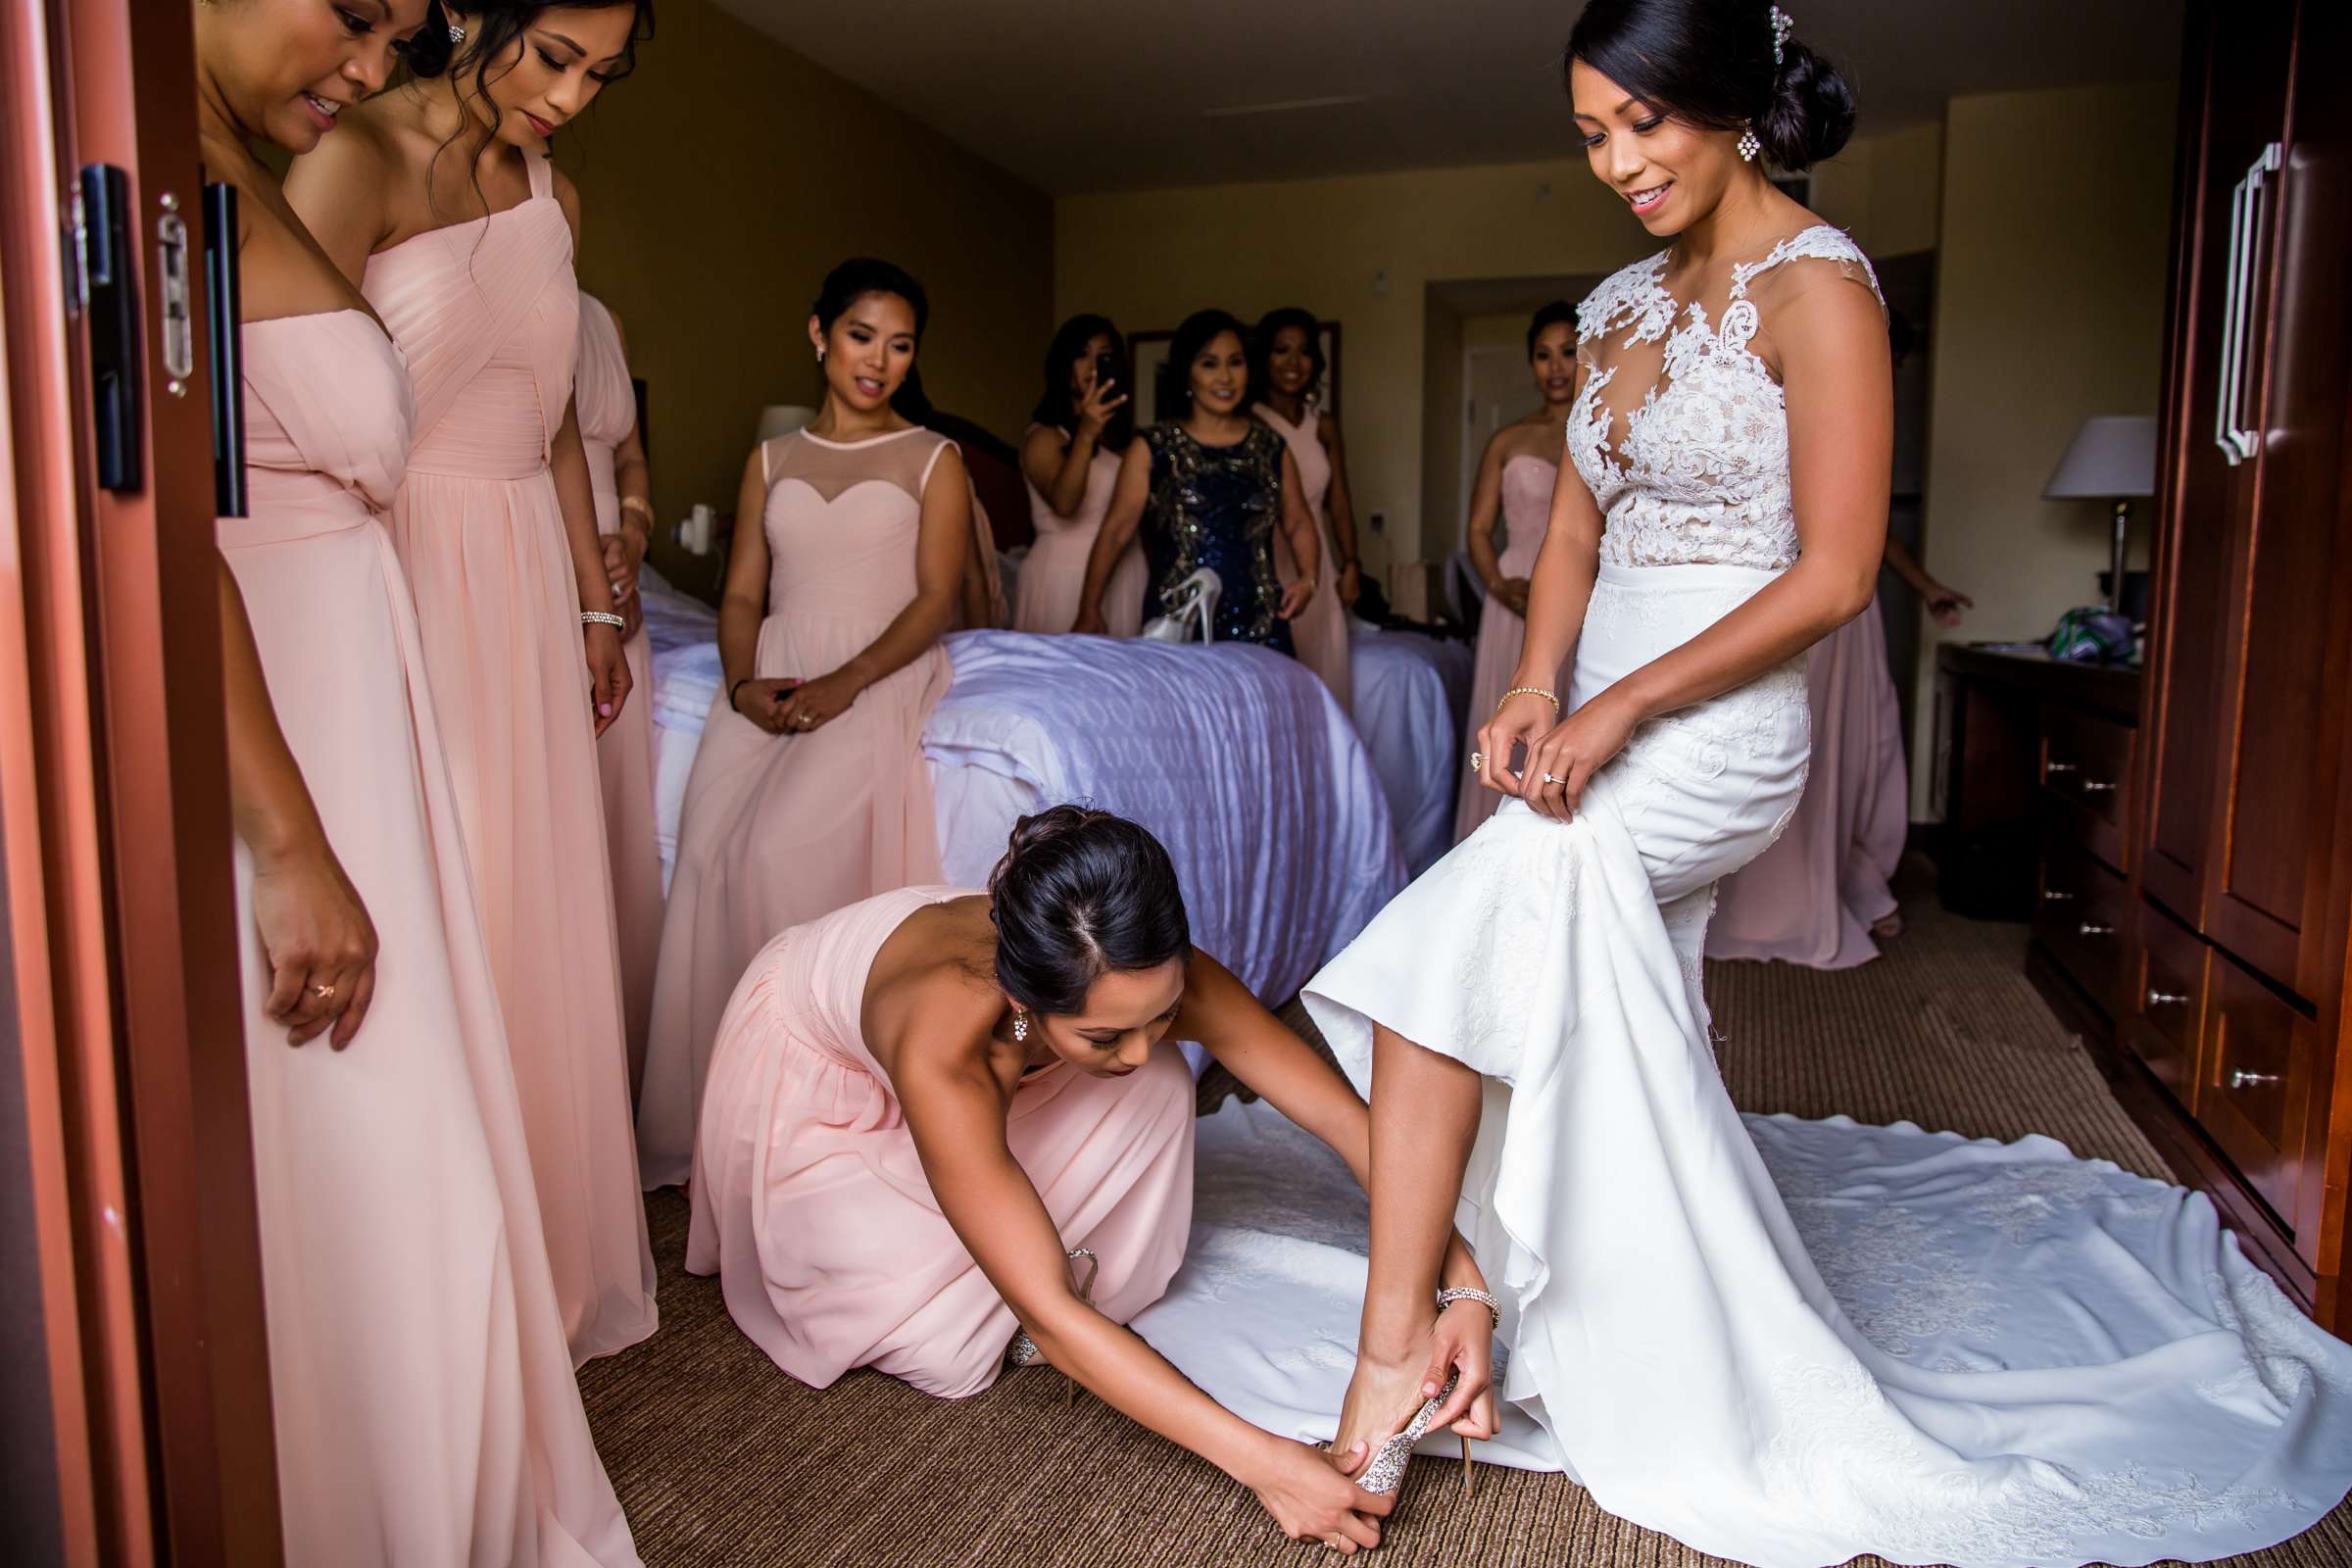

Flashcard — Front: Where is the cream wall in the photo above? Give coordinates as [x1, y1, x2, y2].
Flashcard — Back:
[556, 0, 1053, 593]
[1911, 81, 2176, 812]
[1055, 125, 1940, 579]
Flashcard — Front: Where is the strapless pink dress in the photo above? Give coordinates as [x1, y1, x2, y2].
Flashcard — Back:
[1454, 453, 1563, 843]
[685, 886, 1194, 1396]
[1012, 427, 1144, 635]
[577, 292, 663, 1085]
[637, 427, 955, 1188]
[1708, 598, 1906, 967]
[220, 309, 637, 1565]
[367, 153, 657, 1361]
[1255, 402, 1350, 710]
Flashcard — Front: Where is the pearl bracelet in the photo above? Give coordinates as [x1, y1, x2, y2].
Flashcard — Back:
[1494, 685, 1559, 716]
[1438, 1286, 1501, 1328]
[580, 611, 625, 629]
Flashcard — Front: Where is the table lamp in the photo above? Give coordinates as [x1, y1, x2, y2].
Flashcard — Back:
[2043, 415, 2156, 614]
[754, 404, 818, 446]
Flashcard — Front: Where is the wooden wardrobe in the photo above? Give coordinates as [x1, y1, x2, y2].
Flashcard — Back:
[2082, 0, 2352, 1332]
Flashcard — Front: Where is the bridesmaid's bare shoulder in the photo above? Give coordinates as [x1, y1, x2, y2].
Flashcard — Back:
[550, 163, 583, 249]
[863, 898, 1004, 1066]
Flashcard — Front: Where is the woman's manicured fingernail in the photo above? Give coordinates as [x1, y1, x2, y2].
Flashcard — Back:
[599, 703, 613, 716]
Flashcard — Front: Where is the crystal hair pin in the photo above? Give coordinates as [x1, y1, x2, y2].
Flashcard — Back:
[1770, 6, 1793, 66]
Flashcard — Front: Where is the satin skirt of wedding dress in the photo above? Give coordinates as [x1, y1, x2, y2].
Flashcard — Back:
[1305, 560, 2352, 1568]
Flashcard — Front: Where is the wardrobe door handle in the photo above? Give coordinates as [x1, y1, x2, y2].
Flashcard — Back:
[2079, 779, 2118, 795]
[2078, 921, 2115, 938]
[2230, 1069, 2279, 1090]
[2044, 760, 2080, 776]
[2218, 142, 2283, 466]
[2041, 888, 2078, 904]
[2146, 990, 2189, 1007]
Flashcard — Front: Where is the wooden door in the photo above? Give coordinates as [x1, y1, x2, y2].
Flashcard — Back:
[2198, 0, 2352, 999]
[0, 0, 279, 1560]
[2139, 0, 2294, 925]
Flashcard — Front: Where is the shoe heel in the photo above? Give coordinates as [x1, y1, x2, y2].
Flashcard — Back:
[1459, 1434, 1475, 1498]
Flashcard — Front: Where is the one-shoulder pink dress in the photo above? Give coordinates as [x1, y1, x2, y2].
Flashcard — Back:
[1254, 401, 1350, 711]
[221, 310, 638, 1565]
[637, 426, 956, 1188]
[686, 885, 1194, 1397]
[1454, 452, 1562, 843]
[1707, 599, 1907, 967]
[1011, 426, 1145, 635]
[577, 293, 664, 1081]
[366, 154, 657, 1362]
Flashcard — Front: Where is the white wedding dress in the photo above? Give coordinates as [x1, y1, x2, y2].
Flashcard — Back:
[1300, 227, 2352, 1568]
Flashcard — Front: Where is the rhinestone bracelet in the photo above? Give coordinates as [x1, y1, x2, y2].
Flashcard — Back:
[1494, 685, 1559, 716]
[580, 611, 626, 629]
[1438, 1286, 1501, 1327]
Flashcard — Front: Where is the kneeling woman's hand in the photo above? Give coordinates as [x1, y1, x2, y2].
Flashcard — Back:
[1250, 1436, 1394, 1553]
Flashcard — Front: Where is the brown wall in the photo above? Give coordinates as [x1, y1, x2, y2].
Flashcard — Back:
[555, 0, 1054, 594]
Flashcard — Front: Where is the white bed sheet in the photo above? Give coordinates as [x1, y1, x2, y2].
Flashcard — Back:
[638, 571, 1406, 1032]
[1347, 622, 1473, 878]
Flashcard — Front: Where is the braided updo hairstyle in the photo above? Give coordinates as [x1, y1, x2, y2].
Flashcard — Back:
[987, 807, 1192, 1016]
[1565, 0, 1856, 172]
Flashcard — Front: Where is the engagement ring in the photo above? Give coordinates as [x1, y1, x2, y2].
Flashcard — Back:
[1468, 752, 1485, 771]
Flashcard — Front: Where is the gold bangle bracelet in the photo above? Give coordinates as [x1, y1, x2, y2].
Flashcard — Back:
[618, 495, 655, 521]
[1495, 685, 1560, 715]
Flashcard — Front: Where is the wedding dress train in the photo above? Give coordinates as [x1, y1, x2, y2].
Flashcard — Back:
[1301, 227, 2352, 1568]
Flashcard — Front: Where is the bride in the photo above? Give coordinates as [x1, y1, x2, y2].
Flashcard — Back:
[1301, 2, 2352, 1566]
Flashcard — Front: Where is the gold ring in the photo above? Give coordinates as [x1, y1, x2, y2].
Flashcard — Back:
[1468, 752, 1485, 772]
[312, 983, 335, 1001]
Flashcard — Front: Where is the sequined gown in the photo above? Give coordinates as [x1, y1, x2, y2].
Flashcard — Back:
[1137, 420, 1295, 655]
[1304, 226, 2352, 1568]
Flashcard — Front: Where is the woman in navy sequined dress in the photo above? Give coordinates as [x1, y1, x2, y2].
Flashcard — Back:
[1074, 310, 1318, 652]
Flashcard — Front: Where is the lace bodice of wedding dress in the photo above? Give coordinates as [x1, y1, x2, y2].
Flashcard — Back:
[1568, 224, 1882, 572]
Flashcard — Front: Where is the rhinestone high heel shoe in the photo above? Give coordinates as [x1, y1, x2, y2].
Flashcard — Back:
[1004, 1247, 1098, 1406]
[1352, 1287, 1501, 1499]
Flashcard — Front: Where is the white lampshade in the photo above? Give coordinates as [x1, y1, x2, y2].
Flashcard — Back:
[754, 404, 818, 445]
[2044, 415, 2157, 500]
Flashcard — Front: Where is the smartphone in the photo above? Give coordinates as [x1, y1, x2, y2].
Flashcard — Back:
[1093, 349, 1117, 388]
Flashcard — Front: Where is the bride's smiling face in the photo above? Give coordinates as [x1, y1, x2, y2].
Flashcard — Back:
[1569, 59, 1740, 238]
[1028, 960, 1185, 1078]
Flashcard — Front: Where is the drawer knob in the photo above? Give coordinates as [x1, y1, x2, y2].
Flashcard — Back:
[2146, 990, 2190, 1007]
[2080, 779, 2119, 794]
[2078, 921, 2115, 938]
[2045, 760, 2080, 776]
[2230, 1069, 2279, 1090]
[2041, 888, 2078, 904]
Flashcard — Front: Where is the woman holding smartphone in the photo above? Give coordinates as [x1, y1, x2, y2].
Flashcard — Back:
[1014, 315, 1148, 635]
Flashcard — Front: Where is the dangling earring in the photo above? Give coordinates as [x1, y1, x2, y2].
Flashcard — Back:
[1738, 122, 1762, 164]
[1012, 1008, 1030, 1044]
[446, 9, 466, 45]
[815, 343, 827, 363]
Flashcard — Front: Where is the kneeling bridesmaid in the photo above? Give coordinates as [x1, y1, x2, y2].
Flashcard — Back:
[688, 808, 1488, 1552]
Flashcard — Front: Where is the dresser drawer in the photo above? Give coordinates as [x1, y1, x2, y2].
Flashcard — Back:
[2195, 951, 2317, 1235]
[2039, 704, 2133, 869]
[2033, 834, 2128, 1015]
[2123, 899, 2208, 1108]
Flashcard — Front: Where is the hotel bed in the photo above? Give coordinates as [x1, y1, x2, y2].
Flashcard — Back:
[1347, 622, 1474, 876]
[639, 569, 1407, 1030]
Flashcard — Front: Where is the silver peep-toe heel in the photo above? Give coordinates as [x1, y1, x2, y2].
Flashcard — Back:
[1355, 1286, 1502, 1499]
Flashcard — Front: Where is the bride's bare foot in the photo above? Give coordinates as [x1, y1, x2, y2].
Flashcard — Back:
[1328, 1339, 1438, 1469]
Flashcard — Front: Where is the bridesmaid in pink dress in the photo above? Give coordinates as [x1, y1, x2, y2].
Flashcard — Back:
[1452, 303, 1579, 843]
[1708, 540, 1971, 965]
[1015, 315, 1146, 635]
[1252, 307, 1360, 710]
[195, 7, 636, 1561]
[289, 4, 659, 1362]
[637, 259, 971, 1189]
[689, 807, 1442, 1550]
[577, 292, 664, 1085]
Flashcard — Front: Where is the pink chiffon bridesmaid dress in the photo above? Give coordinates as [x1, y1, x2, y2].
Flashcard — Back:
[1708, 597, 1908, 967]
[1254, 401, 1350, 710]
[366, 152, 658, 1362]
[222, 309, 638, 1565]
[1012, 427, 1145, 635]
[636, 426, 956, 1188]
[576, 292, 664, 1085]
[686, 886, 1194, 1397]
[1453, 453, 1561, 843]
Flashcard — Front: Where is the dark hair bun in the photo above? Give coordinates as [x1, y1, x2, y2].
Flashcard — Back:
[1757, 39, 1855, 172]
[988, 806, 1192, 1016]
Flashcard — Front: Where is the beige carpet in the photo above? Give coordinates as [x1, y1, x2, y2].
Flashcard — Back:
[580, 872, 2352, 1566]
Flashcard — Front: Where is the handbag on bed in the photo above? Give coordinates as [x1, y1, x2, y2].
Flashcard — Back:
[1141, 566, 1220, 644]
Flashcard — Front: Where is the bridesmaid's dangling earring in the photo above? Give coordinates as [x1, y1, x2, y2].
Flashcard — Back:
[1012, 1008, 1030, 1044]
[815, 344, 827, 363]
[1738, 122, 1762, 163]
